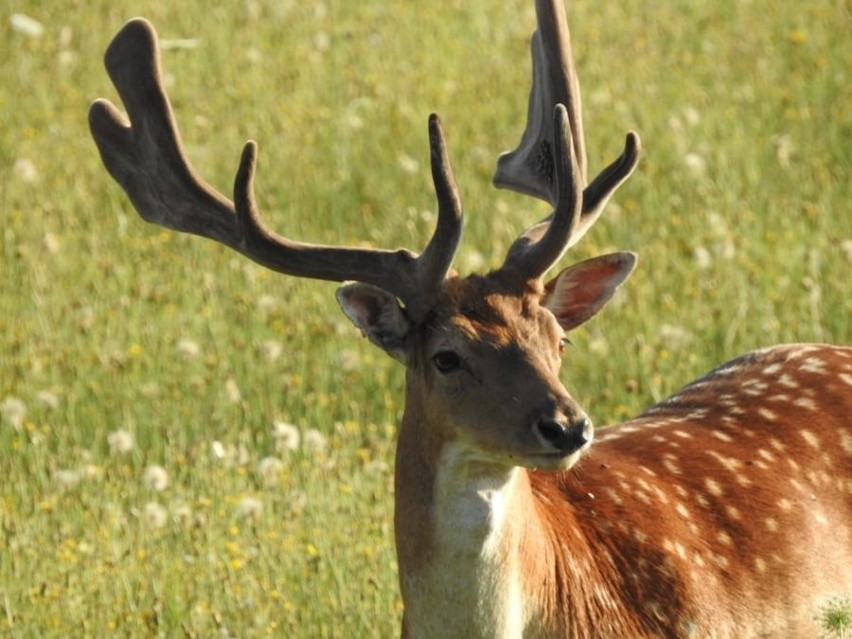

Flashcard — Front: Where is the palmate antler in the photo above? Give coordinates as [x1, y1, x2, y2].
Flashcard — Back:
[88, 19, 462, 321]
[90, 1, 639, 320]
[494, 0, 641, 281]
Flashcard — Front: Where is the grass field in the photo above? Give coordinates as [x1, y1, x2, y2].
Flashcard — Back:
[1, 0, 849, 636]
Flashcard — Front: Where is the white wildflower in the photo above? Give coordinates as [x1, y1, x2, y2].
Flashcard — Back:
[273, 421, 300, 452]
[143, 465, 170, 491]
[397, 154, 419, 175]
[840, 239, 852, 263]
[260, 339, 283, 362]
[143, 502, 169, 529]
[659, 324, 694, 348]
[81, 464, 103, 480]
[1, 396, 27, 431]
[172, 503, 193, 526]
[177, 338, 200, 359]
[256, 294, 279, 313]
[338, 348, 360, 372]
[210, 440, 227, 460]
[210, 440, 249, 467]
[53, 469, 81, 490]
[13, 158, 39, 183]
[257, 456, 285, 483]
[11, 14, 44, 38]
[36, 390, 59, 410]
[682, 105, 700, 126]
[235, 496, 263, 521]
[683, 153, 707, 176]
[693, 246, 712, 270]
[107, 429, 135, 455]
[303, 429, 328, 453]
[225, 378, 242, 404]
[313, 31, 331, 52]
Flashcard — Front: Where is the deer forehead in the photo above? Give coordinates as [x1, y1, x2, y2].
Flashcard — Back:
[424, 277, 562, 354]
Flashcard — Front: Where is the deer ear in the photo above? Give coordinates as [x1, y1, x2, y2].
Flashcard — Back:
[543, 252, 636, 331]
[337, 282, 413, 363]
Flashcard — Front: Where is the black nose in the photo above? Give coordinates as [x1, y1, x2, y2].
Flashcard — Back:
[536, 417, 592, 453]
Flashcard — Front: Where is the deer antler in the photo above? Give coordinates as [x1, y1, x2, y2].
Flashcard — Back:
[495, 0, 641, 281]
[88, 18, 462, 320]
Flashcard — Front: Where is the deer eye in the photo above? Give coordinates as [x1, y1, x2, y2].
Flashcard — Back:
[558, 337, 568, 354]
[432, 351, 463, 374]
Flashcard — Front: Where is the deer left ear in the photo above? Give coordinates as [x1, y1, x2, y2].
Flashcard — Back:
[543, 252, 636, 331]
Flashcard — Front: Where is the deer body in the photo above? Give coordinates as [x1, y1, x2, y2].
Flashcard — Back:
[397, 340, 852, 639]
[89, 1, 851, 637]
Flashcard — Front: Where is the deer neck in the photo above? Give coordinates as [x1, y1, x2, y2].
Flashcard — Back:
[394, 391, 586, 638]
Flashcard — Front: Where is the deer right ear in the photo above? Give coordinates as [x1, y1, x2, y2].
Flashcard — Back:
[337, 283, 413, 363]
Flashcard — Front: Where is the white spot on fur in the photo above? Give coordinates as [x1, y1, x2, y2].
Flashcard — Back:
[794, 397, 818, 411]
[712, 431, 734, 443]
[757, 449, 775, 463]
[757, 407, 777, 421]
[705, 478, 723, 496]
[800, 430, 820, 449]
[777, 374, 799, 389]
[799, 357, 827, 374]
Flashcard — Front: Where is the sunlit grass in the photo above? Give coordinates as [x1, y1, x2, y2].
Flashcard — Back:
[1, 1, 849, 636]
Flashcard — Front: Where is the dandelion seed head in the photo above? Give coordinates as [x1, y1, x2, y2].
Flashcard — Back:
[258, 456, 285, 483]
[1, 396, 27, 431]
[260, 339, 283, 362]
[42, 232, 61, 254]
[225, 378, 242, 404]
[693, 246, 712, 270]
[236, 496, 263, 521]
[172, 503, 193, 526]
[397, 153, 419, 175]
[304, 429, 328, 453]
[53, 469, 81, 490]
[177, 338, 200, 359]
[683, 152, 707, 176]
[313, 31, 331, 52]
[35, 390, 59, 411]
[659, 324, 694, 348]
[273, 421, 300, 452]
[144, 465, 170, 491]
[108, 429, 135, 455]
[143, 502, 168, 529]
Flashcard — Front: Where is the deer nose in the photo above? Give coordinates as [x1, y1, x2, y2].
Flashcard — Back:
[535, 416, 593, 453]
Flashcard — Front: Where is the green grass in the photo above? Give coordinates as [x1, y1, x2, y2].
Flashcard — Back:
[1, 0, 849, 636]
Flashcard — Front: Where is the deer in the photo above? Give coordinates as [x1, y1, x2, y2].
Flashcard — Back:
[89, 1, 851, 637]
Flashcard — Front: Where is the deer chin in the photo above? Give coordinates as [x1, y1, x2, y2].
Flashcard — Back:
[520, 445, 590, 472]
[510, 430, 594, 471]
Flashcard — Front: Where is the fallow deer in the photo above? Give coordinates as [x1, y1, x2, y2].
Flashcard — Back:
[89, 2, 851, 637]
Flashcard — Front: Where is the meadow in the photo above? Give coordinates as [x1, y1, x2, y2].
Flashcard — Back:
[1, 0, 849, 636]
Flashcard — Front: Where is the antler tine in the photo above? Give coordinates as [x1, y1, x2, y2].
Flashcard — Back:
[503, 104, 582, 279]
[494, 0, 641, 281]
[89, 18, 462, 320]
[494, 0, 585, 201]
